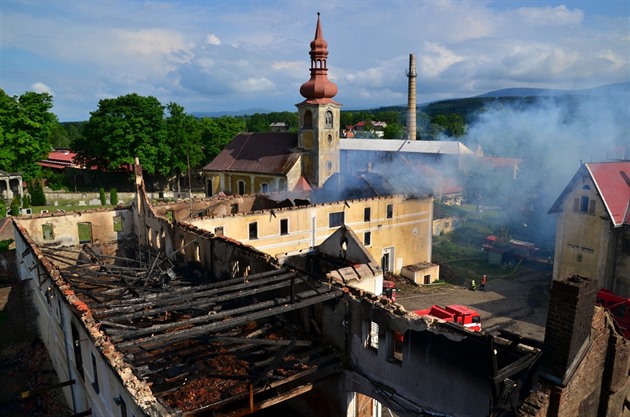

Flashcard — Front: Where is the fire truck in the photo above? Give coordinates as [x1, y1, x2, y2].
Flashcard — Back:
[382, 280, 397, 302]
[413, 304, 482, 332]
[596, 289, 630, 338]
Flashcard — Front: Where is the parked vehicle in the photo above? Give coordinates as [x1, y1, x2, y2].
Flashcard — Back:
[413, 304, 482, 332]
[483, 235, 540, 261]
[596, 288, 630, 338]
[382, 280, 397, 302]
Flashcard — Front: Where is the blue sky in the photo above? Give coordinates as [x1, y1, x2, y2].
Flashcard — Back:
[1, 0, 628, 121]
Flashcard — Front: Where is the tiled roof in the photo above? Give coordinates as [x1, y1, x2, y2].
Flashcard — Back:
[586, 162, 630, 227]
[203, 132, 300, 175]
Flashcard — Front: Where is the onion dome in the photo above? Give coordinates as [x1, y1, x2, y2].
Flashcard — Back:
[299, 13, 339, 103]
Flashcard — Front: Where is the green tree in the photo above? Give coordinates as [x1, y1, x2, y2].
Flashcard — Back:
[29, 179, 47, 206]
[165, 102, 203, 193]
[431, 113, 466, 137]
[10, 197, 20, 216]
[0, 201, 6, 218]
[99, 187, 106, 205]
[0, 89, 58, 179]
[198, 116, 246, 163]
[75, 94, 168, 175]
[383, 123, 405, 139]
[110, 188, 118, 205]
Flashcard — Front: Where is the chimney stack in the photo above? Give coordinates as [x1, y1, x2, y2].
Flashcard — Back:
[406, 54, 417, 140]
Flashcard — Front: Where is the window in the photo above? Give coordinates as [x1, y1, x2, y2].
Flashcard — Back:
[365, 321, 379, 351]
[193, 242, 200, 262]
[364, 207, 371, 222]
[364, 231, 371, 246]
[166, 210, 174, 222]
[113, 215, 123, 232]
[237, 180, 245, 195]
[71, 323, 84, 380]
[42, 223, 54, 240]
[386, 204, 394, 219]
[573, 196, 595, 214]
[230, 204, 239, 214]
[214, 226, 224, 237]
[389, 330, 404, 364]
[115, 396, 128, 417]
[91, 353, 100, 393]
[329, 211, 344, 228]
[78, 222, 92, 244]
[623, 238, 630, 255]
[261, 183, 269, 193]
[249, 222, 258, 240]
[325, 110, 333, 128]
[280, 219, 289, 235]
[303, 110, 313, 129]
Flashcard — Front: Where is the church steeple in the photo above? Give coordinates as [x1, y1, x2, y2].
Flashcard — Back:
[296, 13, 341, 189]
[299, 12, 338, 104]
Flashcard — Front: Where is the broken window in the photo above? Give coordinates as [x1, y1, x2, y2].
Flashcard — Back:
[249, 222, 258, 240]
[329, 211, 344, 228]
[386, 204, 394, 219]
[388, 329, 404, 364]
[91, 353, 100, 393]
[237, 180, 245, 195]
[77, 222, 92, 244]
[214, 226, 224, 237]
[193, 242, 200, 262]
[166, 210, 174, 222]
[365, 321, 379, 352]
[230, 204, 239, 214]
[280, 219, 289, 235]
[113, 215, 123, 232]
[364, 231, 371, 246]
[364, 207, 371, 222]
[71, 322, 84, 380]
[623, 238, 630, 255]
[42, 223, 54, 240]
[261, 183, 269, 193]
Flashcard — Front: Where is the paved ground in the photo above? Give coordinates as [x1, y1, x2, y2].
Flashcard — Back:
[394, 261, 553, 342]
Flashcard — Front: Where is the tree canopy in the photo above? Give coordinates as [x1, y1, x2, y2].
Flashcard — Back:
[0, 89, 58, 179]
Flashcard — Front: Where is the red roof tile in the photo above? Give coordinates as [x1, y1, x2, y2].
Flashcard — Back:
[203, 132, 300, 175]
[586, 162, 630, 227]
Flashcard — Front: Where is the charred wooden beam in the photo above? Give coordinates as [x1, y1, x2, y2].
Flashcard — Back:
[117, 289, 342, 350]
[111, 286, 331, 343]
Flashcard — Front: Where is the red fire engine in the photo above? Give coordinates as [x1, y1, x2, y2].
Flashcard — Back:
[413, 304, 482, 332]
[596, 289, 630, 338]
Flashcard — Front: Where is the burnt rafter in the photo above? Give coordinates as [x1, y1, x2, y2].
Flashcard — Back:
[117, 288, 342, 350]
[95, 272, 303, 324]
[112, 286, 336, 343]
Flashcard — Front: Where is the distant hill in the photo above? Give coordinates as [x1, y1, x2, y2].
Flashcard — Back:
[475, 82, 630, 98]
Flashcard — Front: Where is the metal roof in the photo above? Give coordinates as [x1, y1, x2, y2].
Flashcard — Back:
[586, 162, 630, 227]
[340, 139, 474, 155]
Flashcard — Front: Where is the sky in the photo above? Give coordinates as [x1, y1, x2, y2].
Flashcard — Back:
[1, 0, 629, 122]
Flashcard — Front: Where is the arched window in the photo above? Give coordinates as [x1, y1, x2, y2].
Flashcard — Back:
[303, 111, 313, 129]
[237, 180, 245, 195]
[261, 183, 269, 193]
[325, 111, 333, 128]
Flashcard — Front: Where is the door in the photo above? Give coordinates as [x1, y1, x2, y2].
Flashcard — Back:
[381, 247, 393, 273]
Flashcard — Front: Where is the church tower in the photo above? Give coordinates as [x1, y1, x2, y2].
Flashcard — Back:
[296, 13, 341, 189]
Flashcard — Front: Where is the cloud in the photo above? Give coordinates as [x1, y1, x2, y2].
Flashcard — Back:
[513, 5, 583, 26]
[30, 82, 53, 95]
[206, 34, 221, 46]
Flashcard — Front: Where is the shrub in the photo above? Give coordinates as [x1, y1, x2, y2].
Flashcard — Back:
[23, 195, 31, 208]
[10, 197, 20, 216]
[29, 179, 47, 206]
[99, 188, 106, 205]
[0, 202, 6, 218]
[110, 188, 118, 205]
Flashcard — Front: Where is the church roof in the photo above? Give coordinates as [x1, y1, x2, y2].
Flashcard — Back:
[299, 13, 338, 105]
[202, 132, 300, 175]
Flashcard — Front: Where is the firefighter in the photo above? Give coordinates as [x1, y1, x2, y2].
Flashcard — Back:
[480, 275, 487, 291]
[470, 279, 476, 291]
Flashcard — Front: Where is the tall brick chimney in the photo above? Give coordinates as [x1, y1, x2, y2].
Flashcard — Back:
[541, 275, 598, 383]
[406, 54, 417, 140]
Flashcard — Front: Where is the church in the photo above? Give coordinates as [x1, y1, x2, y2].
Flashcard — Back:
[203, 13, 341, 195]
